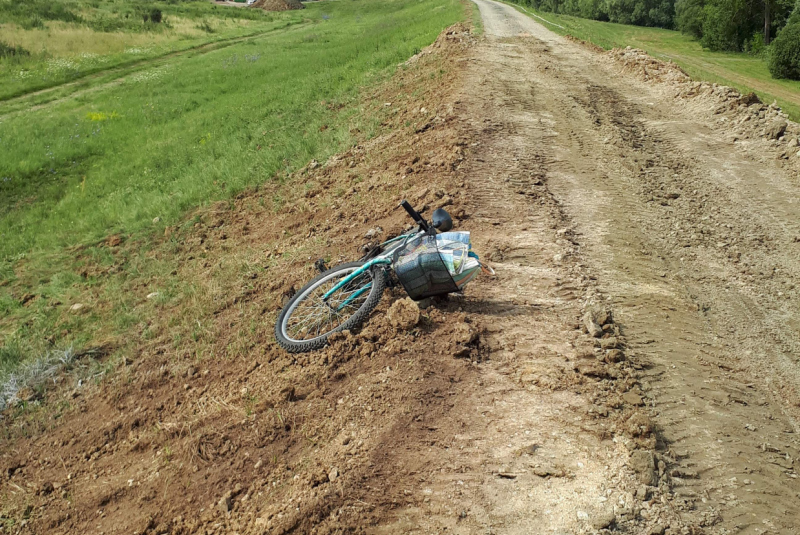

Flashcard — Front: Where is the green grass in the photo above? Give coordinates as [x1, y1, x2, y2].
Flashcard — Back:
[0, 0, 464, 381]
[0, 0, 288, 101]
[504, 2, 800, 120]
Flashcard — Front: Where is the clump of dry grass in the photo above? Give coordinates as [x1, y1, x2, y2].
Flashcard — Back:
[0, 347, 76, 412]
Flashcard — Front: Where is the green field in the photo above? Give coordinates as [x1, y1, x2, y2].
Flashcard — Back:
[0, 0, 464, 383]
[0, 0, 291, 101]
[504, 2, 800, 120]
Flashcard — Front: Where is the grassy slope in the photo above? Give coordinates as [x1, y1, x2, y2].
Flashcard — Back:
[505, 3, 800, 120]
[0, 0, 464, 380]
[0, 0, 285, 100]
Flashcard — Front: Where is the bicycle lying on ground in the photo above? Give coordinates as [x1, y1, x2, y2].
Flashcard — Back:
[274, 200, 492, 353]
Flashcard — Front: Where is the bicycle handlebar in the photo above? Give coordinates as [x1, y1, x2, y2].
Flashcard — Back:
[399, 200, 431, 233]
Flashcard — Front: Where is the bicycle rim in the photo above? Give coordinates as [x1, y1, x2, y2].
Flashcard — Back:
[280, 266, 373, 343]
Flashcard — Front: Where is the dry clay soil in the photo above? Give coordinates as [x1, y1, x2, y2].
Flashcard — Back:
[3, 1, 800, 534]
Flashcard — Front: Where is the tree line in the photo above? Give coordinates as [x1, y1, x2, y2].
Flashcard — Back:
[514, 0, 800, 78]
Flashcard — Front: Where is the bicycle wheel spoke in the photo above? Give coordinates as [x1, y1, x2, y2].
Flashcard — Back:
[282, 268, 373, 342]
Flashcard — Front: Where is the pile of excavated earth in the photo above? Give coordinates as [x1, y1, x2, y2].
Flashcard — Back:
[250, 0, 303, 12]
[610, 47, 800, 164]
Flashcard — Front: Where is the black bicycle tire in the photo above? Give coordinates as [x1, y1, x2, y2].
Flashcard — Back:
[274, 261, 387, 353]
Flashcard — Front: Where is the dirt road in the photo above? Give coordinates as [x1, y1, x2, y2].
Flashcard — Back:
[444, 0, 800, 532]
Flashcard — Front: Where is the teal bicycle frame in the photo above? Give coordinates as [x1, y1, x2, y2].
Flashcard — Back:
[321, 231, 422, 310]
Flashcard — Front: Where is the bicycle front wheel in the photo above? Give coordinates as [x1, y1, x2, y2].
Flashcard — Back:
[275, 261, 387, 353]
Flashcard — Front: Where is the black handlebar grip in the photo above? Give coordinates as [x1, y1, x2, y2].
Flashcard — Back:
[399, 200, 429, 230]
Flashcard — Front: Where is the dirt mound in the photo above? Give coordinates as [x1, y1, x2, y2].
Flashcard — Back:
[609, 46, 800, 168]
[250, 0, 303, 11]
[404, 22, 472, 65]
[385, 297, 420, 329]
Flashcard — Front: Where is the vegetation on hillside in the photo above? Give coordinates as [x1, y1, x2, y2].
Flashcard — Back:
[506, 5, 800, 116]
[0, 0, 464, 384]
[0, 0, 284, 100]
[770, 3, 800, 77]
[507, 0, 800, 78]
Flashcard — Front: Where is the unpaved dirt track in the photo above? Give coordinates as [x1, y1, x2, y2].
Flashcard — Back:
[454, 0, 800, 532]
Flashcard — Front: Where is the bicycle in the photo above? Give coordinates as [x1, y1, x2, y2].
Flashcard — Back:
[274, 200, 490, 353]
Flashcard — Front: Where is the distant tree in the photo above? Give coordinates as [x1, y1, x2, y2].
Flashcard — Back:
[676, 0, 706, 36]
[769, 1, 800, 78]
[701, 0, 761, 50]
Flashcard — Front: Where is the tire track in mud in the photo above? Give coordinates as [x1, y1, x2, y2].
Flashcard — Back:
[465, 0, 800, 532]
[376, 15, 683, 534]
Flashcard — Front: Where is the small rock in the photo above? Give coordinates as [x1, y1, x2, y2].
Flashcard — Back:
[623, 392, 644, 406]
[592, 509, 616, 530]
[583, 311, 603, 338]
[576, 510, 589, 520]
[533, 465, 565, 478]
[766, 119, 788, 140]
[69, 303, 85, 313]
[629, 450, 657, 485]
[309, 159, 320, 170]
[386, 298, 420, 330]
[739, 92, 761, 106]
[600, 337, 619, 350]
[670, 468, 698, 479]
[218, 491, 233, 513]
[328, 467, 339, 482]
[146, 292, 159, 300]
[788, 137, 799, 148]
[605, 349, 625, 363]
[254, 459, 263, 470]
[648, 525, 666, 535]
[153, 217, 161, 224]
[586, 306, 611, 326]
[575, 362, 611, 379]
[279, 386, 296, 402]
[364, 227, 383, 239]
[38, 481, 54, 496]
[451, 322, 478, 346]
[636, 485, 652, 501]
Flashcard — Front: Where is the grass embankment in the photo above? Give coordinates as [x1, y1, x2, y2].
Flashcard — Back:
[504, 3, 800, 120]
[0, 0, 288, 101]
[0, 0, 465, 389]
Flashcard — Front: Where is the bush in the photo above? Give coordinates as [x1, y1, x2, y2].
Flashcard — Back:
[770, 21, 800, 79]
[675, 0, 705, 38]
[21, 15, 46, 30]
[744, 30, 766, 55]
[142, 7, 163, 24]
[700, 0, 759, 51]
[0, 41, 30, 59]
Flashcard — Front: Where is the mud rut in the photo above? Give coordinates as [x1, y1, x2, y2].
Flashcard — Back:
[406, 0, 800, 532]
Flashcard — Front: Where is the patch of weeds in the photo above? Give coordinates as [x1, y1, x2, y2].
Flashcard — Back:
[197, 19, 215, 33]
[0, 42, 30, 60]
[0, 339, 25, 378]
